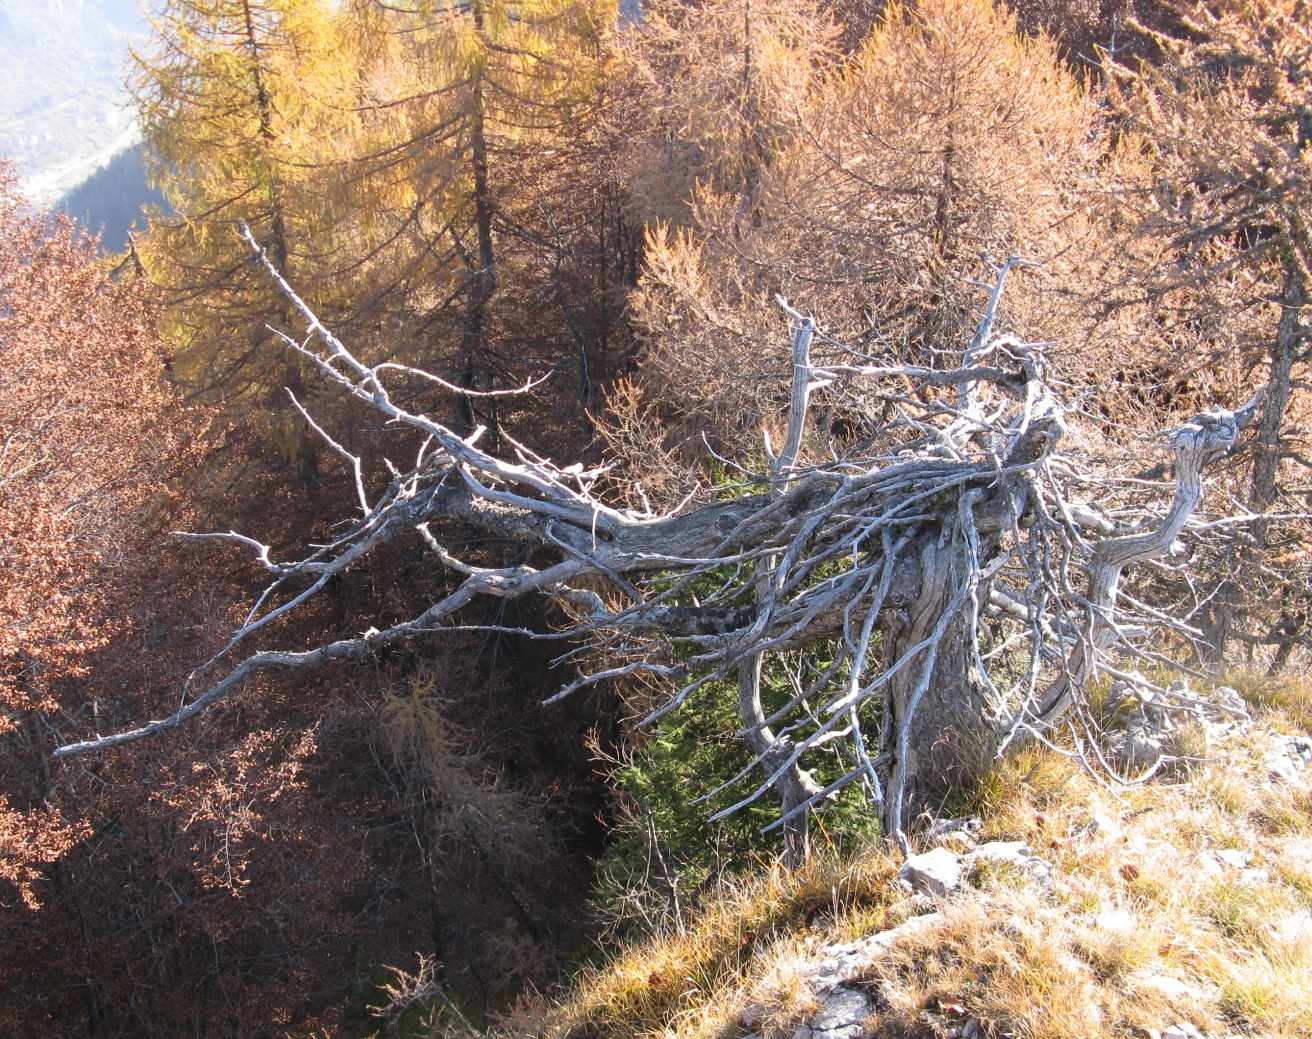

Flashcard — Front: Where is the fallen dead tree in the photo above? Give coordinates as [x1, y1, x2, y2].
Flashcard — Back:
[55, 234, 1261, 855]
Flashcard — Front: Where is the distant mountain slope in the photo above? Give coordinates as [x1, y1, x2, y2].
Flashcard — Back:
[0, 1, 150, 205]
[58, 142, 166, 253]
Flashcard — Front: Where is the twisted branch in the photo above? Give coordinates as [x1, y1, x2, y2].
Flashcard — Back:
[55, 236, 1260, 852]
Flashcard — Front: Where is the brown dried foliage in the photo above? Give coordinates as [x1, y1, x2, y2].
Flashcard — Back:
[1098, 0, 1312, 659]
[627, 0, 1135, 450]
[0, 169, 450, 1036]
[0, 165, 199, 725]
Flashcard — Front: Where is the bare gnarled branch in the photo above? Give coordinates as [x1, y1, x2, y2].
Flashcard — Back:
[55, 241, 1260, 853]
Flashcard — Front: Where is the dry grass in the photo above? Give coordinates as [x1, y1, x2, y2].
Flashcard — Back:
[1224, 668, 1312, 734]
[743, 943, 823, 1039]
[504, 685, 1312, 1039]
[506, 848, 901, 1039]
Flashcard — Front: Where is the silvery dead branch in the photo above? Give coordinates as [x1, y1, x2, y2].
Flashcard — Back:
[56, 230, 1263, 856]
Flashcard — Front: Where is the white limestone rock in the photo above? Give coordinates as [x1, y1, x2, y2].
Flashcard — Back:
[1135, 972, 1208, 1002]
[965, 840, 1053, 885]
[807, 985, 873, 1038]
[925, 816, 982, 850]
[898, 847, 963, 897]
[1093, 906, 1136, 935]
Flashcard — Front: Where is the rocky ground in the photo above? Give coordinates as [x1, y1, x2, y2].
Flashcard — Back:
[534, 673, 1311, 1039]
[728, 684, 1312, 1039]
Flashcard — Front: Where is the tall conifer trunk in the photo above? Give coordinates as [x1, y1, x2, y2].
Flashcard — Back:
[241, 0, 287, 276]
[457, 0, 499, 445]
[240, 0, 313, 476]
[1203, 249, 1307, 661]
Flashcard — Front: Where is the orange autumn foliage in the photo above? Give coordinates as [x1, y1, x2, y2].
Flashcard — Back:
[0, 164, 202, 725]
[0, 168, 593, 1035]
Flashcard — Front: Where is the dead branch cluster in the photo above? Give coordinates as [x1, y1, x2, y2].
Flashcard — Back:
[56, 238, 1260, 852]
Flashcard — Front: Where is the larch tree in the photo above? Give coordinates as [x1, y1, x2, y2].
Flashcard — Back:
[610, 0, 840, 456]
[323, 0, 617, 443]
[630, 0, 1119, 450]
[617, 0, 839, 227]
[132, 0, 350, 461]
[1106, 0, 1312, 664]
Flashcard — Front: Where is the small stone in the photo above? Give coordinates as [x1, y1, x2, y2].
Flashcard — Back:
[813, 963, 840, 985]
[796, 912, 944, 1002]
[969, 840, 1031, 863]
[856, 911, 945, 959]
[899, 847, 963, 897]
[966, 841, 1053, 885]
[1113, 725, 1165, 769]
[1161, 1024, 1204, 1039]
[1087, 809, 1122, 840]
[925, 816, 982, 843]
[1215, 848, 1251, 869]
[1266, 736, 1312, 782]
[1137, 973, 1206, 1002]
[1094, 907, 1136, 934]
[1195, 851, 1224, 878]
[810, 985, 872, 1031]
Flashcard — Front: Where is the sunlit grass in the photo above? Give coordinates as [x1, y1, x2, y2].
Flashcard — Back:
[503, 675, 1312, 1039]
[1224, 668, 1312, 734]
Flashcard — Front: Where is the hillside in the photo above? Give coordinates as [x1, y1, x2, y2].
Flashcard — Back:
[527, 677, 1312, 1039]
[2, 1, 1310, 1036]
[0, 0, 149, 204]
[57, 142, 165, 252]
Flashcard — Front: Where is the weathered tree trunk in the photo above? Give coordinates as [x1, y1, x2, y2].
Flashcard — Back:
[879, 537, 996, 837]
[1252, 258, 1305, 541]
[1203, 258, 1305, 663]
[1268, 610, 1307, 675]
[457, 0, 499, 445]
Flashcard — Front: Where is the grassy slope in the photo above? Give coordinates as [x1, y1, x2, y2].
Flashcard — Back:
[507, 673, 1312, 1039]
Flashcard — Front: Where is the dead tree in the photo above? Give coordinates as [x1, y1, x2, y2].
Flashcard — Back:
[55, 235, 1261, 854]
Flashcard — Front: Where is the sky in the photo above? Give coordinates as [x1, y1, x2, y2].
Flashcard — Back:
[0, 0, 150, 203]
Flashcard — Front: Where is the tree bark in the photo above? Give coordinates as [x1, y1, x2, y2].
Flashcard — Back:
[457, 0, 499, 444]
[879, 535, 995, 836]
[241, 0, 316, 479]
[1251, 257, 1305, 542]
